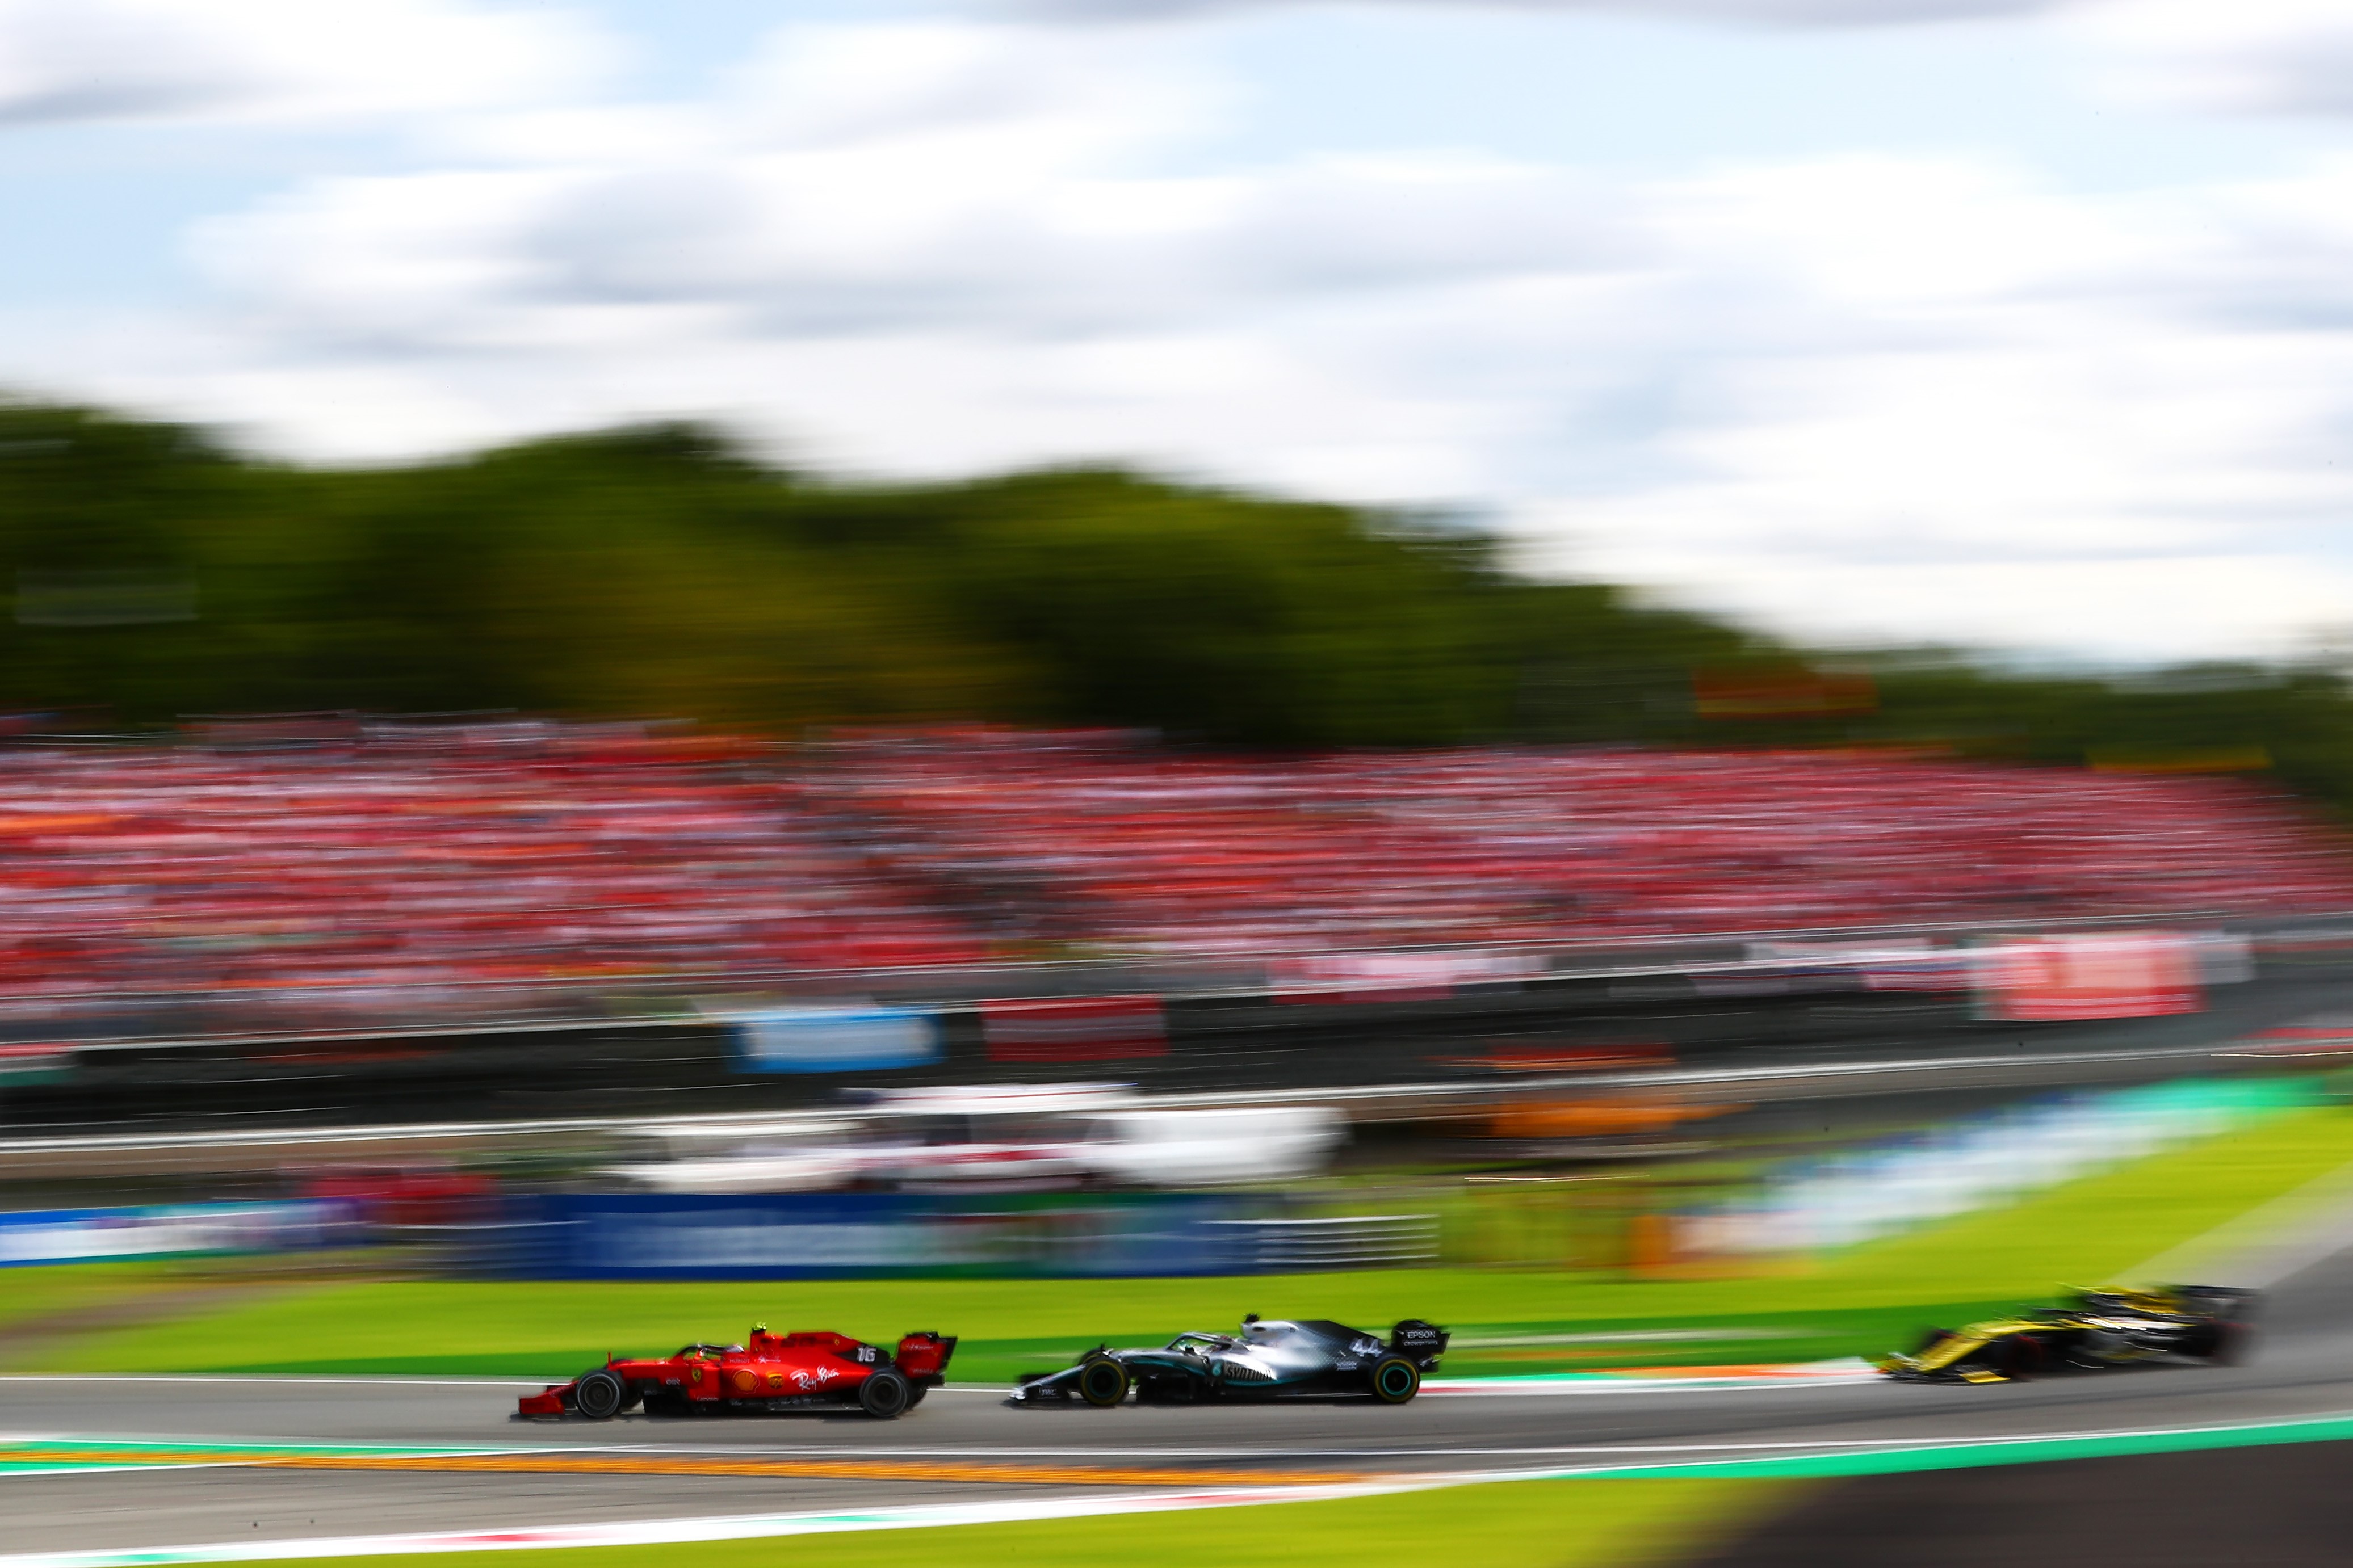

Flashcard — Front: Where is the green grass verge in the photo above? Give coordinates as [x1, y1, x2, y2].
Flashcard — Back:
[258, 1477, 1790, 1568]
[0, 1258, 205, 1332]
[51, 1299, 2035, 1382]
[26, 1102, 2353, 1380]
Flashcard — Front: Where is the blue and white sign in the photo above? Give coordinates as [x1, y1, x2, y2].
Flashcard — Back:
[0, 1201, 357, 1266]
[732, 1006, 941, 1073]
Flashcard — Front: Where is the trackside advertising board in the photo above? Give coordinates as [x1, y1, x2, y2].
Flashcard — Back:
[980, 995, 1165, 1062]
[1977, 931, 2204, 1022]
[730, 1006, 941, 1073]
[498, 1193, 1261, 1279]
[1269, 950, 1541, 1003]
[0, 1201, 356, 1266]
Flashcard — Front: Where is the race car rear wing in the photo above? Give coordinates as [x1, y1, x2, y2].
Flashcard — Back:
[895, 1332, 958, 1380]
[1390, 1319, 1448, 1357]
[2171, 1285, 2261, 1321]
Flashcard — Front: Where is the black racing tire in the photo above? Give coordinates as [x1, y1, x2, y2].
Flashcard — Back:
[1077, 1359, 1130, 1409]
[859, 1367, 913, 1419]
[2205, 1321, 2250, 1367]
[1370, 1355, 1421, 1405]
[573, 1369, 627, 1421]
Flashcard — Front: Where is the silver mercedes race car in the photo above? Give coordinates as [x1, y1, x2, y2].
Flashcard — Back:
[1010, 1314, 1448, 1406]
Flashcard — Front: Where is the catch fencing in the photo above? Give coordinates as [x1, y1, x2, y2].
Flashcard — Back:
[1202, 1214, 1441, 1272]
[481, 1193, 1436, 1280]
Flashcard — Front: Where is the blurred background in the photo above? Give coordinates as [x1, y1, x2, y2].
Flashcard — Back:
[9, 3, 2353, 1565]
[6, 390, 2353, 1360]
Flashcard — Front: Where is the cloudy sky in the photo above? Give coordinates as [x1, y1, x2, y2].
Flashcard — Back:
[5, 0, 2352, 663]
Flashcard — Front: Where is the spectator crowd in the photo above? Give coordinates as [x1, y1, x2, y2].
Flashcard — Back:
[0, 723, 2341, 1034]
[835, 730, 2353, 956]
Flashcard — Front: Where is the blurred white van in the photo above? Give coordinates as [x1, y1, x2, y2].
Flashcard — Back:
[1073, 1105, 1347, 1187]
[603, 1091, 1345, 1192]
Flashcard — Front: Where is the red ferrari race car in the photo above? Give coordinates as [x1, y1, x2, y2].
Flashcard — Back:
[518, 1325, 955, 1420]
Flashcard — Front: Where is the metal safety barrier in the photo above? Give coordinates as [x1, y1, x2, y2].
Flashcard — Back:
[1204, 1213, 1442, 1272]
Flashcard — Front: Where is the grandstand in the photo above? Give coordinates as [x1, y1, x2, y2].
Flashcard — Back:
[829, 729, 2353, 957]
[0, 724, 2342, 1039]
[0, 726, 989, 1033]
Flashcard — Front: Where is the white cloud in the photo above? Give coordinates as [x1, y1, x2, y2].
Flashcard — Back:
[16, 10, 2353, 665]
[1515, 152, 2353, 658]
[1002, 0, 2353, 123]
[1000, 0, 2066, 27]
[164, 21, 1640, 435]
[0, 0, 610, 127]
[2079, 0, 2353, 118]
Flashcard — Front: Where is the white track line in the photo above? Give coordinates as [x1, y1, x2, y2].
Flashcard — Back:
[0, 1482, 1436, 1567]
[16, 1408, 2353, 1567]
[19, 1409, 2353, 1467]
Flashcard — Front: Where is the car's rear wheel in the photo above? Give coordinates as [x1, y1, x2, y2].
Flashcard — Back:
[1078, 1359, 1130, 1409]
[859, 1368, 913, 1419]
[1370, 1355, 1421, 1405]
[2204, 1322, 2250, 1366]
[573, 1369, 627, 1420]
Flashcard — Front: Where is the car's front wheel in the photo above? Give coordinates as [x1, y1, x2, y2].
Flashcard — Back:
[1370, 1355, 1421, 1405]
[1078, 1359, 1130, 1409]
[573, 1369, 627, 1420]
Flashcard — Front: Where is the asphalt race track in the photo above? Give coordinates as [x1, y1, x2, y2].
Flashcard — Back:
[1691, 1439, 2353, 1567]
[6, 1239, 2353, 1558]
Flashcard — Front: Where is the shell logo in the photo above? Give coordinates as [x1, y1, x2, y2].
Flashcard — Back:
[731, 1369, 760, 1393]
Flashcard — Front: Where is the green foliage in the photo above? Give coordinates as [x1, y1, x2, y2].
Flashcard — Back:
[5, 400, 2351, 814]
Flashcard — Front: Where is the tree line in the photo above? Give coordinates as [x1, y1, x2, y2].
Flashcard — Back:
[3, 400, 2347, 814]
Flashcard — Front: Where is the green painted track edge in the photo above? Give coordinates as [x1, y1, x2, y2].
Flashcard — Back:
[1544, 1411, 2353, 1481]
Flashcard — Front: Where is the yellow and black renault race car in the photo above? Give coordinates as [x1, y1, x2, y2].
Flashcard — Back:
[1879, 1286, 2256, 1383]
